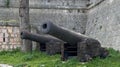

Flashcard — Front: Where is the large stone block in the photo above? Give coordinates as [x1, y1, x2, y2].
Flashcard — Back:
[86, 0, 120, 50]
[0, 8, 19, 24]
[0, 38, 3, 42]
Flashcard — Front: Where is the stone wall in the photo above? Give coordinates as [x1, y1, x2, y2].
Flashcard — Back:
[30, 9, 87, 33]
[0, 0, 88, 50]
[1, 0, 120, 51]
[86, 0, 120, 50]
[0, 8, 87, 33]
[0, 8, 19, 23]
[0, 0, 88, 33]
[0, 25, 20, 50]
[0, 0, 88, 8]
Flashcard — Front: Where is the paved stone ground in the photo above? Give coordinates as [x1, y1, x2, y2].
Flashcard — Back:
[0, 64, 13, 67]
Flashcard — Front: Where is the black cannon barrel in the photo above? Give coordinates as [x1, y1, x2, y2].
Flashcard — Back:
[42, 21, 90, 45]
[21, 31, 63, 43]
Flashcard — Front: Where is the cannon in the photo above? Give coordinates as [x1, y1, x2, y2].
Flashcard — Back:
[21, 31, 64, 55]
[41, 21, 109, 62]
[41, 21, 89, 45]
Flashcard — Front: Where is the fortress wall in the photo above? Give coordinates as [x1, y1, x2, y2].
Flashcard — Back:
[86, 0, 120, 50]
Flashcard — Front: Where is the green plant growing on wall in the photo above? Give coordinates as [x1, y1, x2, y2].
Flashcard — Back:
[5, 0, 10, 8]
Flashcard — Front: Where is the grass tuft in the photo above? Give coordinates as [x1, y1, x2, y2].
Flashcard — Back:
[0, 48, 120, 67]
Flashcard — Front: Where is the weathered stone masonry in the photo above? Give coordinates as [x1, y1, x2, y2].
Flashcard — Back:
[0, 0, 88, 50]
[0, 0, 120, 51]
[0, 23, 20, 50]
[86, 0, 120, 50]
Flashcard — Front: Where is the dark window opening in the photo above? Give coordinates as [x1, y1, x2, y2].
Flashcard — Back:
[3, 33, 5, 42]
